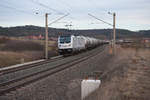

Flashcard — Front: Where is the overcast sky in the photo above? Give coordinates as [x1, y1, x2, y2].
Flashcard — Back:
[0, 0, 150, 31]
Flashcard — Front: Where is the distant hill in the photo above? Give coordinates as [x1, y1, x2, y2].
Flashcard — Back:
[0, 25, 149, 39]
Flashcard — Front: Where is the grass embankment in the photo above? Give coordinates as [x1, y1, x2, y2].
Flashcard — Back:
[85, 44, 150, 100]
[0, 37, 58, 68]
[0, 51, 43, 67]
[118, 46, 150, 100]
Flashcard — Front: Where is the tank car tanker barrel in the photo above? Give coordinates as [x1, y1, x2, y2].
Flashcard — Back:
[58, 35, 104, 55]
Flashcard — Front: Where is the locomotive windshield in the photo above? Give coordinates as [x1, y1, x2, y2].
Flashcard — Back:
[59, 36, 71, 43]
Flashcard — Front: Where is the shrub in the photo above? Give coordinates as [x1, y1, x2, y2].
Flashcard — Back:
[1, 40, 44, 51]
[0, 37, 10, 44]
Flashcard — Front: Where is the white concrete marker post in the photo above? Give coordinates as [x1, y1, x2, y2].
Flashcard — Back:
[81, 79, 101, 100]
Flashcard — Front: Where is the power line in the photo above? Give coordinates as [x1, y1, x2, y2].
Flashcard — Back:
[0, 4, 32, 15]
[48, 13, 70, 25]
[0, 3, 43, 17]
[88, 13, 113, 26]
[56, 0, 72, 12]
[30, 0, 65, 15]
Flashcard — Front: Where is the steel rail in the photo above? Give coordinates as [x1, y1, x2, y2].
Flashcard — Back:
[0, 46, 105, 95]
[0, 56, 64, 75]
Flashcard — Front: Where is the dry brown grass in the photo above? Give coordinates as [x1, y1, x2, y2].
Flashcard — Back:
[0, 38, 58, 67]
[121, 42, 150, 49]
[86, 46, 150, 100]
[1, 40, 44, 51]
[119, 49, 150, 100]
[0, 51, 44, 68]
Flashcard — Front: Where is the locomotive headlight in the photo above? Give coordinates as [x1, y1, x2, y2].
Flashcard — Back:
[59, 45, 61, 47]
[68, 44, 71, 46]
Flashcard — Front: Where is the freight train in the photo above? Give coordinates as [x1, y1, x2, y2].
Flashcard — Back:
[58, 35, 105, 55]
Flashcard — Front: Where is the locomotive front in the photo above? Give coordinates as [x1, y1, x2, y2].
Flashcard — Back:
[58, 35, 73, 54]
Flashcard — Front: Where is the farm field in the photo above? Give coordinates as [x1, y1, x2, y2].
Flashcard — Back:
[0, 37, 58, 68]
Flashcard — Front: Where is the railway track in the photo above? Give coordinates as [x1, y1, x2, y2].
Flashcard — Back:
[0, 45, 105, 95]
[0, 55, 64, 75]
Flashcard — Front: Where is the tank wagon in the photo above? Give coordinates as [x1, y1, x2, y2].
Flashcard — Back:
[58, 35, 103, 55]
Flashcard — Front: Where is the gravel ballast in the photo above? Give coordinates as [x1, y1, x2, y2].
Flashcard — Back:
[0, 45, 114, 100]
